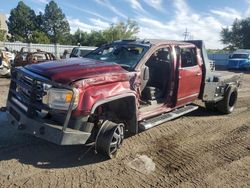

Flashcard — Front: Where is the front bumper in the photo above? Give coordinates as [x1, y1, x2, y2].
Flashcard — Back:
[7, 100, 91, 145]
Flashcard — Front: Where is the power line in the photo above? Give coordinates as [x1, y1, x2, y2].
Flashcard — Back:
[183, 28, 190, 41]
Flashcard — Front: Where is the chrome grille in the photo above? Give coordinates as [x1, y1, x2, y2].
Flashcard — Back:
[16, 73, 45, 104]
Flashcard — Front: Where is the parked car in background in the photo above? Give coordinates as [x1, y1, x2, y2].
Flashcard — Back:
[69, 46, 96, 58]
[60, 49, 71, 59]
[228, 49, 250, 70]
[1, 47, 15, 65]
[0, 47, 15, 77]
[14, 50, 56, 67]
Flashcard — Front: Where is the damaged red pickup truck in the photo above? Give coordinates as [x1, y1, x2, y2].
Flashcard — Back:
[6, 40, 242, 158]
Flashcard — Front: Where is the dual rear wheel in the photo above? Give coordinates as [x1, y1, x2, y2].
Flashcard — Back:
[205, 86, 238, 114]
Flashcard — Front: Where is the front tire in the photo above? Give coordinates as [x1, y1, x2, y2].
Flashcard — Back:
[217, 86, 238, 114]
[96, 120, 124, 158]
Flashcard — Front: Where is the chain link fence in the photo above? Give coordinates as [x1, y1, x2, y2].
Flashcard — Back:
[0, 41, 96, 58]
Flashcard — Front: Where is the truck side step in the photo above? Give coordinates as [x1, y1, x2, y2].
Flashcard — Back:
[139, 105, 198, 130]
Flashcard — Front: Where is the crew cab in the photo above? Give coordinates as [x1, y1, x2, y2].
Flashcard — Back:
[6, 40, 242, 158]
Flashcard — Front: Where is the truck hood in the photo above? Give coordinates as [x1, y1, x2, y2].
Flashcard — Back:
[25, 58, 128, 84]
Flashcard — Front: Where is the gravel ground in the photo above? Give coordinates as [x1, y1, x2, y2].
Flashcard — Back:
[0, 70, 249, 188]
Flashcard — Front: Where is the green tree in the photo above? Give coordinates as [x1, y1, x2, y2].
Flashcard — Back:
[60, 33, 74, 45]
[43, 1, 70, 44]
[87, 31, 106, 46]
[30, 31, 50, 44]
[7, 1, 36, 42]
[0, 22, 6, 41]
[103, 19, 139, 43]
[35, 12, 45, 32]
[240, 18, 250, 48]
[72, 29, 89, 45]
[71, 29, 105, 46]
[28, 11, 51, 44]
[71, 19, 140, 46]
[221, 18, 250, 49]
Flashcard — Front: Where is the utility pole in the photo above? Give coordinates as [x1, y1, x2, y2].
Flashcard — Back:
[111, 23, 114, 42]
[78, 27, 81, 46]
[189, 34, 194, 40]
[183, 28, 190, 41]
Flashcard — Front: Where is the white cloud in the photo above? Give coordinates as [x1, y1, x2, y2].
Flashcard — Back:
[68, 17, 110, 33]
[137, 0, 224, 49]
[68, 0, 250, 49]
[111, 17, 119, 24]
[211, 7, 241, 21]
[245, 0, 250, 17]
[66, 4, 111, 23]
[143, 0, 163, 11]
[94, 0, 127, 19]
[173, 0, 190, 17]
[138, 17, 171, 30]
[68, 18, 93, 33]
[89, 18, 110, 29]
[34, 0, 49, 4]
[126, 0, 147, 14]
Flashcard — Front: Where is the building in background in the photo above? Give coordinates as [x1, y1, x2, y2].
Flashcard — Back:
[0, 13, 8, 32]
[0, 13, 8, 42]
[0, 13, 8, 40]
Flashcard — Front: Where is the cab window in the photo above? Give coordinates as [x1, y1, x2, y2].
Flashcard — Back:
[180, 48, 197, 68]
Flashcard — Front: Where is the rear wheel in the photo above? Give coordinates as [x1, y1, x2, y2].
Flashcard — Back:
[217, 86, 238, 114]
[96, 120, 124, 158]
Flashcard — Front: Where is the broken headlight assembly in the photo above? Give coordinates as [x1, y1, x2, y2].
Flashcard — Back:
[43, 87, 79, 110]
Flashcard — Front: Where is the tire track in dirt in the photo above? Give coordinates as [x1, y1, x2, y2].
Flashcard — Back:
[120, 98, 248, 187]
[104, 98, 250, 187]
[146, 114, 250, 187]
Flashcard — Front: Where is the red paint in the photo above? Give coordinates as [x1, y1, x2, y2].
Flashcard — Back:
[26, 58, 127, 84]
[176, 48, 203, 106]
[25, 42, 204, 121]
[177, 65, 202, 105]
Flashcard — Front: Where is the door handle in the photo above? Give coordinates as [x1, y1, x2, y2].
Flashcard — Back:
[196, 72, 201, 76]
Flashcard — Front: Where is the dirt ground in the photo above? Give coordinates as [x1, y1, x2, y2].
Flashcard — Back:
[0, 70, 249, 188]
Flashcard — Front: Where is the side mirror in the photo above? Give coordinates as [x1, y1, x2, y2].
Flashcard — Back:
[229, 54, 232, 59]
[143, 66, 149, 80]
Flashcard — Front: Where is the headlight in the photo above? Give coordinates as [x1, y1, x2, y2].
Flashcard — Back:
[43, 88, 79, 110]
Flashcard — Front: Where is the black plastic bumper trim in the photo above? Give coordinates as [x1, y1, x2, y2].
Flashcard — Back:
[7, 101, 91, 145]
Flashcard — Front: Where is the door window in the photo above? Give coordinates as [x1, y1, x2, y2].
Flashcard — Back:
[144, 47, 171, 92]
[180, 48, 197, 68]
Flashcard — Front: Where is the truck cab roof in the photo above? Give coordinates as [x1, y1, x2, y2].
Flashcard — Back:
[112, 39, 195, 47]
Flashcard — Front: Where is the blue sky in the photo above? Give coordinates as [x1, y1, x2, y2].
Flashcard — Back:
[1, 0, 250, 49]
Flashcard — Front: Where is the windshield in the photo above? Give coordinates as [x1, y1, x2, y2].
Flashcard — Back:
[231, 53, 249, 59]
[85, 44, 148, 70]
